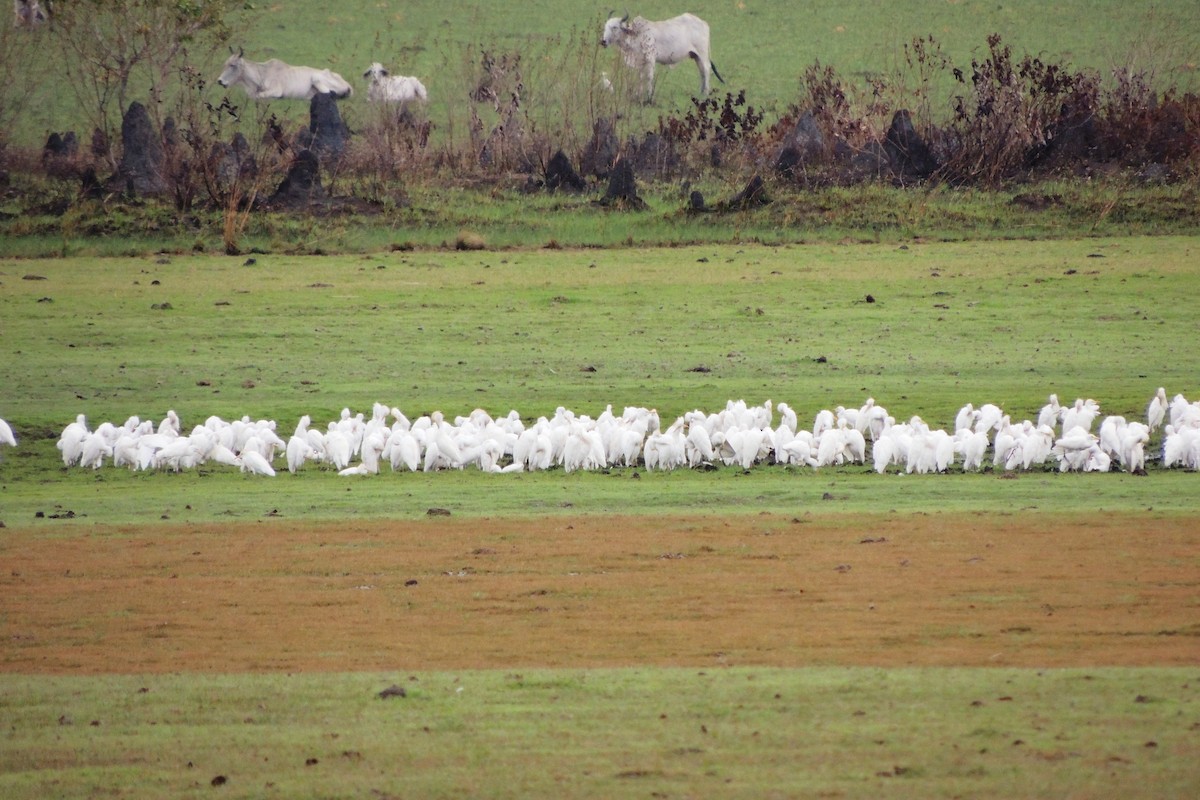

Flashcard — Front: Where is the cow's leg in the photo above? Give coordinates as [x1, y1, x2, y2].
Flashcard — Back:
[643, 61, 656, 103]
[253, 83, 283, 100]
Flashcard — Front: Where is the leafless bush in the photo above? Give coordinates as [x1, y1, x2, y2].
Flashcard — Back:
[151, 63, 285, 253]
[656, 90, 765, 175]
[797, 62, 891, 153]
[46, 0, 240, 167]
[939, 34, 1101, 185]
[1099, 70, 1199, 167]
[766, 62, 898, 187]
[410, 27, 642, 182]
[341, 107, 431, 204]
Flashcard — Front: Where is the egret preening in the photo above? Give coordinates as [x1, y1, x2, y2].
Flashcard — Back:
[957, 429, 990, 472]
[776, 402, 798, 435]
[57, 414, 89, 467]
[871, 436, 896, 474]
[1162, 425, 1200, 470]
[1098, 416, 1127, 462]
[1147, 388, 1168, 432]
[974, 403, 1004, 435]
[1118, 422, 1151, 473]
[955, 403, 977, 434]
[237, 449, 276, 476]
[1037, 394, 1062, 430]
[1053, 427, 1104, 472]
[1061, 398, 1101, 435]
[286, 434, 317, 474]
[1168, 393, 1199, 431]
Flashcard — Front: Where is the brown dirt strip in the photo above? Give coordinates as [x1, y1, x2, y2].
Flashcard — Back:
[1, 513, 1197, 674]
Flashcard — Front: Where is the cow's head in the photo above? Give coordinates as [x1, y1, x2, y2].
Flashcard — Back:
[218, 47, 246, 88]
[363, 62, 388, 80]
[600, 14, 630, 47]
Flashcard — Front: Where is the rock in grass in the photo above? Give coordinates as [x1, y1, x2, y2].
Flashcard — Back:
[718, 175, 769, 210]
[598, 159, 647, 211]
[455, 231, 487, 251]
[545, 149, 586, 192]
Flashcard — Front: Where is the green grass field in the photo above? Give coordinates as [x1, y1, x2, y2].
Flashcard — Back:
[2, 668, 1196, 799]
[3, 236, 1199, 529]
[2, 237, 1197, 524]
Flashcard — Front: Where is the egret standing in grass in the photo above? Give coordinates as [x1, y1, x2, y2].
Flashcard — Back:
[1147, 387, 1168, 432]
[0, 417, 16, 451]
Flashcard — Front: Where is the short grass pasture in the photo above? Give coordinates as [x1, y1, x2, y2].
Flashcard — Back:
[2, 235, 1199, 796]
[1, 237, 1198, 522]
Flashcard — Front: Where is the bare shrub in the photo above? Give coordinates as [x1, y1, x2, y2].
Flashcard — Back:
[152, 63, 284, 253]
[1100, 70, 1200, 167]
[767, 62, 896, 186]
[939, 34, 1101, 185]
[403, 25, 644, 183]
[657, 90, 765, 176]
[798, 62, 891, 153]
[46, 0, 242, 167]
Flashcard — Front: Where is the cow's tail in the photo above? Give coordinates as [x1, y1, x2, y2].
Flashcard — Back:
[711, 60, 725, 85]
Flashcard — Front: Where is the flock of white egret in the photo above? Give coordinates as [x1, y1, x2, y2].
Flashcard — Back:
[2, 387, 1197, 478]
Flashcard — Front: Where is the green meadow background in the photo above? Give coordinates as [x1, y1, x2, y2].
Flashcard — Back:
[10, 0, 1200, 145]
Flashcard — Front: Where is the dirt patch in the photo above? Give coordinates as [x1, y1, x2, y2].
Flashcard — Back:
[1, 513, 1196, 674]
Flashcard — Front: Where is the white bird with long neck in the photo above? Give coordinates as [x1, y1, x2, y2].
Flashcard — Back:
[1037, 394, 1062, 430]
[286, 433, 316, 474]
[1053, 427, 1100, 472]
[776, 402, 798, 435]
[1019, 425, 1056, 470]
[685, 412, 715, 467]
[384, 428, 422, 472]
[79, 432, 113, 470]
[1116, 422, 1150, 473]
[1146, 387, 1168, 432]
[956, 428, 989, 471]
[1098, 416, 1127, 461]
[812, 408, 835, 438]
[1061, 398, 1100, 434]
[955, 403, 978, 434]
[974, 403, 1004, 434]
[57, 414, 89, 467]
[157, 409, 181, 437]
[1162, 425, 1200, 469]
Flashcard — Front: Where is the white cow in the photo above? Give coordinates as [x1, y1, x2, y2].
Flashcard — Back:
[362, 62, 428, 108]
[600, 12, 723, 101]
[218, 49, 352, 100]
[13, 0, 47, 27]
